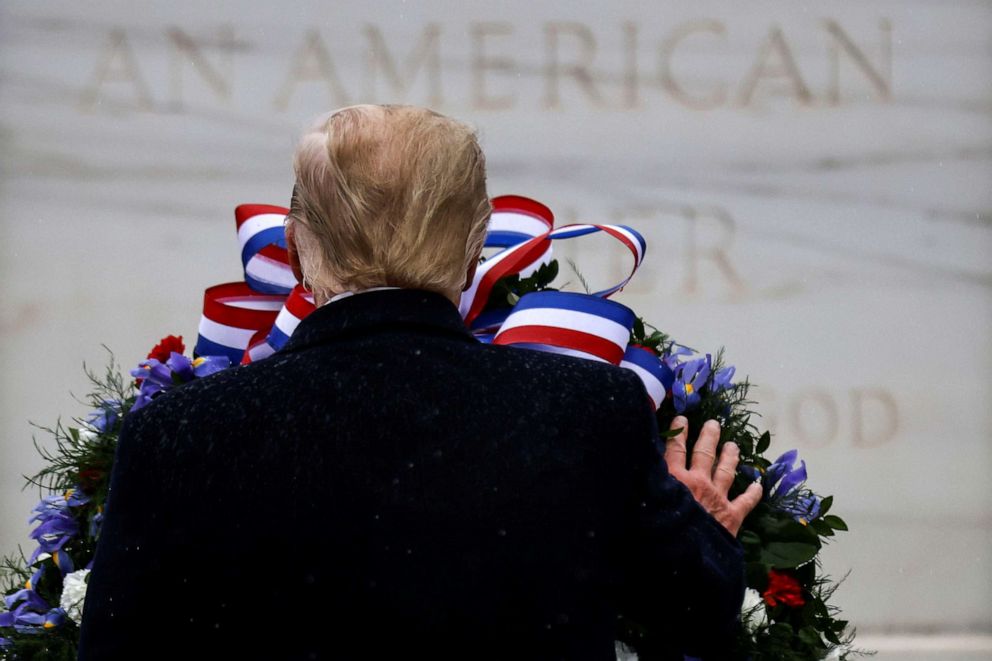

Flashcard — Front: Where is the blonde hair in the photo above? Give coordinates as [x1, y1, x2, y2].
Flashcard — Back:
[288, 104, 491, 304]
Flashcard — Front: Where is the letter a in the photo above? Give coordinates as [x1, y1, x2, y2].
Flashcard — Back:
[79, 28, 154, 111]
[274, 31, 350, 111]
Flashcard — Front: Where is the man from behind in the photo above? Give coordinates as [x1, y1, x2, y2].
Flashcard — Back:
[79, 105, 760, 660]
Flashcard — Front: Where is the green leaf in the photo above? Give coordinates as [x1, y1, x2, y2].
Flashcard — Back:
[756, 431, 771, 454]
[661, 426, 684, 438]
[818, 495, 833, 517]
[810, 520, 835, 537]
[739, 530, 761, 548]
[633, 317, 645, 341]
[760, 541, 819, 568]
[545, 259, 559, 283]
[822, 515, 848, 531]
[798, 626, 824, 648]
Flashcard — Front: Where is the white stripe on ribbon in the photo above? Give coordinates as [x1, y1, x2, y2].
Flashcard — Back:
[246, 253, 296, 289]
[495, 307, 630, 349]
[273, 305, 305, 338]
[197, 316, 258, 350]
[237, 213, 286, 248]
[247, 341, 275, 362]
[489, 211, 554, 238]
[620, 359, 665, 409]
[215, 297, 285, 311]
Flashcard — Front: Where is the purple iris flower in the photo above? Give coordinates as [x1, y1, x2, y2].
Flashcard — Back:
[84, 400, 120, 433]
[763, 449, 807, 500]
[778, 492, 822, 525]
[27, 496, 79, 568]
[710, 365, 736, 393]
[1, 588, 51, 633]
[89, 510, 104, 539]
[672, 354, 712, 413]
[0, 637, 10, 648]
[661, 344, 694, 371]
[43, 608, 67, 630]
[130, 352, 230, 412]
[66, 487, 90, 508]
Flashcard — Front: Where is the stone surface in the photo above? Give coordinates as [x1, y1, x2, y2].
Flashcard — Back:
[1, 0, 989, 636]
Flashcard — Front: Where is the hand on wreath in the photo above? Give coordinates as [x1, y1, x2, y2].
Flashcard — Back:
[664, 416, 762, 537]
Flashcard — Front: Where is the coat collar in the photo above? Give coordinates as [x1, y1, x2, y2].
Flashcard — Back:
[279, 288, 477, 353]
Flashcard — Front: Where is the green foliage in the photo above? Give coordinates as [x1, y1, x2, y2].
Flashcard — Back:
[0, 355, 131, 661]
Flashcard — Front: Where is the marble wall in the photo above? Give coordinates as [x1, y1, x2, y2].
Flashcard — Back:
[1, 0, 989, 633]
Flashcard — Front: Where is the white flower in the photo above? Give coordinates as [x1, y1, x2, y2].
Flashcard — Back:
[76, 427, 98, 445]
[59, 568, 90, 625]
[825, 643, 853, 660]
[741, 588, 768, 632]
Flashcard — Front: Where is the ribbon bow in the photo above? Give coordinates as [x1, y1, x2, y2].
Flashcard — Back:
[194, 196, 674, 408]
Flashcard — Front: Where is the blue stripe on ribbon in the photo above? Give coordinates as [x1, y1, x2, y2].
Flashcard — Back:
[512, 290, 636, 329]
[623, 345, 675, 391]
[194, 334, 245, 364]
[244, 272, 295, 296]
[484, 230, 538, 248]
[264, 323, 292, 352]
[240, 226, 286, 267]
[548, 225, 597, 240]
[470, 307, 512, 332]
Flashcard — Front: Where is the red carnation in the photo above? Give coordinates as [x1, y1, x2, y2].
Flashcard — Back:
[147, 335, 185, 362]
[763, 570, 805, 608]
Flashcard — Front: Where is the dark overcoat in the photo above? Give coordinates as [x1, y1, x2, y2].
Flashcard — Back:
[78, 288, 744, 660]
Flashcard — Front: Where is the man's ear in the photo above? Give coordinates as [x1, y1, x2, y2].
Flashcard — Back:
[285, 218, 306, 287]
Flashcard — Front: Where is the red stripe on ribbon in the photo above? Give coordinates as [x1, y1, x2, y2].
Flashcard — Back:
[465, 235, 551, 324]
[284, 284, 316, 317]
[256, 244, 290, 265]
[492, 195, 555, 227]
[493, 325, 626, 365]
[235, 204, 289, 229]
[202, 282, 282, 330]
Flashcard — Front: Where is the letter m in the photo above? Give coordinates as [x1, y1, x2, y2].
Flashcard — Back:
[364, 24, 442, 105]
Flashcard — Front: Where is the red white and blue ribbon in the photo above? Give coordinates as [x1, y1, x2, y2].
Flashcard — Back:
[195, 195, 671, 408]
[195, 205, 315, 365]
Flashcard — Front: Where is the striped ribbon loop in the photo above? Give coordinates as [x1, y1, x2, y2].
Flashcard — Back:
[620, 345, 675, 410]
[236, 204, 296, 295]
[195, 282, 286, 364]
[460, 198, 647, 326]
[197, 204, 313, 365]
[250, 285, 317, 362]
[196, 196, 667, 408]
[493, 291, 636, 365]
[484, 195, 555, 248]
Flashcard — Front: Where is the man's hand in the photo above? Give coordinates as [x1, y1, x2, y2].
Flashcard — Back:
[663, 416, 762, 537]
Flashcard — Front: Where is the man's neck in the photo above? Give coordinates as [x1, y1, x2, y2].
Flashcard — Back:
[321, 286, 402, 307]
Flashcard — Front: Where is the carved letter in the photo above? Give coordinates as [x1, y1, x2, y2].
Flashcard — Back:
[681, 206, 745, 296]
[470, 22, 515, 110]
[659, 20, 728, 110]
[851, 388, 898, 447]
[622, 22, 639, 109]
[790, 389, 839, 448]
[544, 22, 604, 109]
[737, 26, 812, 107]
[79, 28, 154, 111]
[825, 19, 892, 104]
[364, 24, 442, 105]
[274, 31, 350, 111]
[167, 26, 235, 111]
